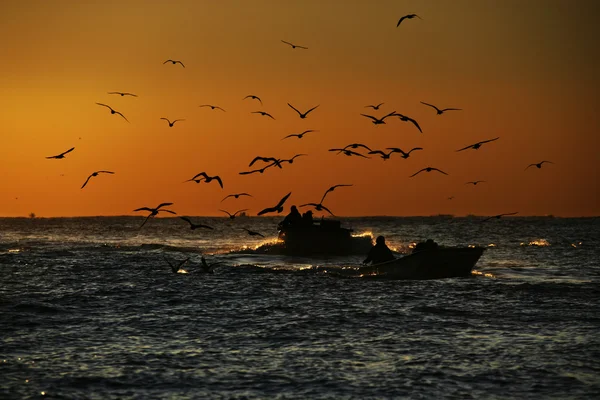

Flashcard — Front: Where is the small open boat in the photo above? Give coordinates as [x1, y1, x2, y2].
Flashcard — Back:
[358, 246, 485, 280]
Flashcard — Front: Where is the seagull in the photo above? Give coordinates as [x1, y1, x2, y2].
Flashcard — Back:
[222, 193, 253, 202]
[179, 216, 214, 230]
[81, 170, 114, 189]
[456, 137, 500, 152]
[160, 118, 185, 127]
[368, 150, 397, 160]
[287, 103, 319, 119]
[252, 111, 275, 120]
[328, 148, 370, 158]
[108, 92, 137, 97]
[249, 156, 282, 168]
[385, 147, 423, 159]
[482, 212, 518, 222]
[279, 154, 307, 165]
[96, 103, 129, 122]
[281, 40, 308, 49]
[397, 14, 421, 27]
[134, 203, 176, 228]
[199, 104, 226, 112]
[220, 209, 249, 219]
[420, 101, 461, 115]
[184, 172, 223, 188]
[299, 202, 335, 216]
[164, 256, 190, 274]
[410, 167, 448, 177]
[257, 192, 292, 216]
[466, 180, 486, 186]
[282, 130, 318, 140]
[46, 147, 75, 159]
[239, 166, 276, 175]
[320, 184, 353, 204]
[200, 256, 223, 274]
[343, 143, 372, 152]
[243, 95, 262, 105]
[361, 111, 396, 125]
[391, 113, 422, 133]
[365, 103, 384, 110]
[526, 161, 554, 170]
[242, 228, 264, 238]
[163, 59, 185, 67]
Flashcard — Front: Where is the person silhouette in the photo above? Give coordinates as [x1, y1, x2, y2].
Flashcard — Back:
[363, 236, 395, 265]
[279, 205, 302, 228]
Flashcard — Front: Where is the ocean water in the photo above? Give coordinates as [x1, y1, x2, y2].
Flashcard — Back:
[1, 216, 599, 399]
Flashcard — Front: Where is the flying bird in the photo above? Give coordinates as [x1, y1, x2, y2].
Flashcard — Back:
[361, 111, 396, 125]
[397, 14, 421, 27]
[282, 130, 318, 140]
[343, 143, 372, 152]
[329, 148, 369, 158]
[257, 192, 292, 216]
[526, 161, 554, 170]
[81, 170, 114, 189]
[456, 137, 500, 152]
[420, 101, 461, 115]
[281, 40, 308, 49]
[200, 256, 222, 274]
[243, 95, 262, 104]
[163, 59, 185, 67]
[160, 118, 185, 127]
[164, 256, 190, 274]
[108, 92, 137, 97]
[391, 113, 422, 133]
[466, 180, 486, 186]
[199, 104, 226, 112]
[386, 147, 423, 159]
[482, 212, 519, 222]
[410, 167, 448, 177]
[287, 103, 319, 119]
[239, 166, 275, 175]
[96, 103, 129, 122]
[134, 203, 176, 228]
[320, 184, 353, 204]
[279, 154, 307, 164]
[220, 209, 249, 219]
[222, 193, 253, 202]
[249, 156, 280, 168]
[184, 172, 223, 188]
[365, 103, 384, 110]
[252, 111, 275, 120]
[179, 216, 214, 230]
[299, 202, 335, 216]
[46, 147, 75, 159]
[368, 150, 397, 160]
[242, 228, 265, 238]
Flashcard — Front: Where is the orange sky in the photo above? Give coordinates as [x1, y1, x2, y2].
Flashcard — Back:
[1, 0, 598, 217]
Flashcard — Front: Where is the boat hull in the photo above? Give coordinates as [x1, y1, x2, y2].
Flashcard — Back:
[359, 247, 485, 280]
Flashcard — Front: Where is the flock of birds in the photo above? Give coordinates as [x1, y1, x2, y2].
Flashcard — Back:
[42, 13, 556, 252]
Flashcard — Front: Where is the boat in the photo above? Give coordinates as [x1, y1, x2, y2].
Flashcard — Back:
[358, 245, 485, 280]
[253, 219, 373, 256]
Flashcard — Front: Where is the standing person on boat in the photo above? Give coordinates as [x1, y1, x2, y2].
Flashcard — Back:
[363, 236, 395, 265]
[279, 205, 302, 228]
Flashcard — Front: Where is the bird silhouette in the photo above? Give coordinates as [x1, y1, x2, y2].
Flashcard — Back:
[249, 156, 281, 168]
[46, 147, 75, 159]
[482, 212, 518, 222]
[134, 203, 176, 228]
[163, 59, 185, 67]
[385, 147, 423, 159]
[81, 170, 114, 189]
[108, 92, 137, 97]
[456, 137, 500, 152]
[164, 255, 190, 274]
[252, 111, 275, 120]
[184, 172, 223, 188]
[200, 256, 223, 274]
[281, 40, 308, 49]
[397, 14, 421, 27]
[282, 130, 318, 140]
[447, 196, 455, 200]
[420, 101, 461, 115]
[257, 192, 292, 216]
[243, 95, 262, 105]
[365, 103, 384, 110]
[242, 228, 265, 237]
[179, 216, 214, 230]
[391, 113, 422, 133]
[160, 118, 185, 127]
[466, 180, 486, 186]
[299, 202, 335, 216]
[526, 161, 554, 170]
[343, 143, 372, 152]
[287, 103, 319, 119]
[368, 150, 397, 160]
[410, 167, 448, 177]
[239, 165, 276, 175]
[279, 154, 307, 165]
[220, 209, 249, 220]
[96, 103, 129, 122]
[199, 104, 226, 112]
[222, 193, 253, 202]
[361, 111, 396, 125]
[329, 148, 370, 158]
[320, 184, 353, 204]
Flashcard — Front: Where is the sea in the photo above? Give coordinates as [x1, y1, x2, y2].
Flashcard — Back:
[1, 216, 599, 399]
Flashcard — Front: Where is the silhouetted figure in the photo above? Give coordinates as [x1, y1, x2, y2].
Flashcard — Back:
[363, 236, 395, 265]
[287, 103, 319, 119]
[391, 113, 422, 133]
[364, 103, 384, 110]
[281, 40, 308, 49]
[279, 205, 302, 228]
[414, 239, 439, 252]
[456, 137, 500, 152]
[410, 167, 448, 177]
[81, 170, 115, 189]
[46, 147, 75, 160]
[301, 210, 314, 226]
[257, 192, 292, 216]
[386, 147, 423, 159]
[420, 101, 461, 115]
[163, 59, 185, 67]
[361, 111, 396, 125]
[397, 14, 421, 27]
[96, 103, 129, 122]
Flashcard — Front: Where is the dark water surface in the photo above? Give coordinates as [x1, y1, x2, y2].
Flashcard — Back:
[1, 216, 599, 399]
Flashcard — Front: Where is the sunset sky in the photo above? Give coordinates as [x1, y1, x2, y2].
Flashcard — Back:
[1, 0, 598, 217]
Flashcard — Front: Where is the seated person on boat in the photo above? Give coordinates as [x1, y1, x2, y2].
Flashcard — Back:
[278, 205, 302, 229]
[413, 239, 439, 253]
[363, 236, 395, 265]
